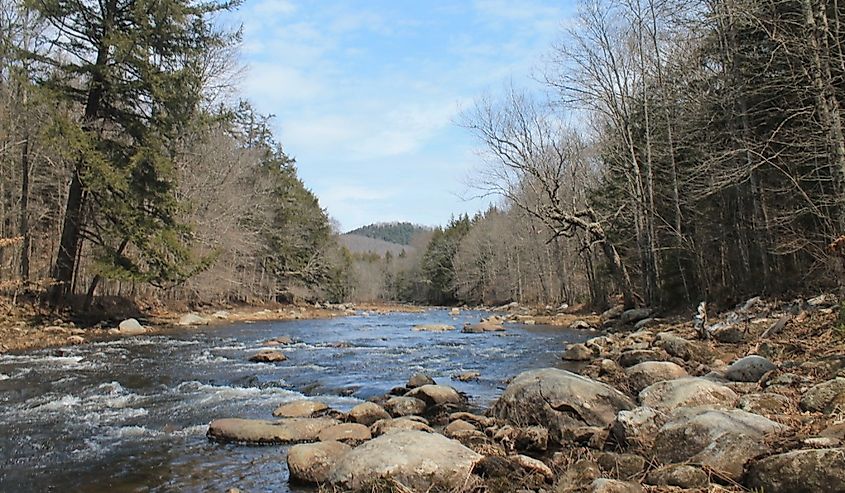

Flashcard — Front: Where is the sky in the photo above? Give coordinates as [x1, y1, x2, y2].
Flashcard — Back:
[228, 0, 573, 231]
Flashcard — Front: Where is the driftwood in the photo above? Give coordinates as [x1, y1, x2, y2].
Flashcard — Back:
[761, 314, 792, 339]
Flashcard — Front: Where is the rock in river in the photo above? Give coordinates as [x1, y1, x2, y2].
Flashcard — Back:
[370, 417, 433, 436]
[207, 417, 338, 444]
[249, 349, 287, 363]
[115, 318, 146, 336]
[318, 423, 371, 444]
[384, 396, 427, 417]
[407, 372, 436, 388]
[327, 430, 482, 491]
[491, 368, 634, 442]
[287, 440, 351, 484]
[562, 343, 594, 361]
[348, 402, 390, 426]
[273, 400, 328, 418]
[412, 324, 454, 332]
[405, 384, 464, 407]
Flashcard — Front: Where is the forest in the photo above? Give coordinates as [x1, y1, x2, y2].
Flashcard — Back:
[1, 0, 844, 314]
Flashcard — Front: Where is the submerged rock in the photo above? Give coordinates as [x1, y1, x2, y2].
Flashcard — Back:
[287, 440, 351, 484]
[206, 417, 338, 444]
[327, 430, 482, 491]
[491, 368, 634, 442]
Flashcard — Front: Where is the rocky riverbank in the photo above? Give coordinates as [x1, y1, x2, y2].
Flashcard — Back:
[207, 294, 845, 492]
[0, 298, 424, 353]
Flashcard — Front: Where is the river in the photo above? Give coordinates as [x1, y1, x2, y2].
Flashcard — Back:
[0, 309, 588, 492]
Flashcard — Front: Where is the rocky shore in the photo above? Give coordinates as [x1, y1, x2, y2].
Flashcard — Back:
[207, 295, 845, 492]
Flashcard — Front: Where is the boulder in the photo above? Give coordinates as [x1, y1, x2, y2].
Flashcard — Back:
[207, 417, 338, 444]
[348, 402, 390, 426]
[491, 368, 634, 442]
[117, 318, 146, 336]
[596, 452, 646, 479]
[620, 308, 651, 324]
[746, 448, 845, 493]
[327, 430, 482, 491]
[444, 419, 477, 437]
[318, 423, 371, 444]
[178, 313, 208, 326]
[273, 400, 328, 418]
[725, 355, 776, 382]
[655, 333, 704, 361]
[384, 396, 427, 417]
[249, 349, 286, 363]
[555, 459, 601, 492]
[453, 371, 480, 382]
[644, 464, 709, 489]
[612, 406, 666, 448]
[462, 322, 504, 333]
[625, 361, 688, 393]
[570, 320, 592, 330]
[511, 454, 553, 479]
[405, 384, 463, 407]
[638, 377, 738, 412]
[739, 392, 792, 415]
[713, 325, 745, 343]
[370, 417, 433, 436]
[413, 324, 454, 332]
[449, 412, 496, 428]
[633, 318, 658, 330]
[653, 408, 786, 480]
[618, 349, 665, 368]
[407, 373, 436, 388]
[287, 441, 351, 484]
[562, 343, 594, 361]
[212, 310, 230, 320]
[602, 305, 625, 321]
[588, 479, 643, 493]
[799, 377, 845, 412]
[67, 335, 85, 345]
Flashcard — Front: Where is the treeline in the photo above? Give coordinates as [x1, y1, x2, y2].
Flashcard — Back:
[0, 0, 351, 309]
[345, 222, 428, 246]
[353, 0, 845, 309]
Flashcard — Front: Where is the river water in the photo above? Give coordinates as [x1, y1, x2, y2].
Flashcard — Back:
[0, 309, 588, 492]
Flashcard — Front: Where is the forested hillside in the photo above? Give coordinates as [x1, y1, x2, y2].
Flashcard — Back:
[0, 0, 351, 309]
[346, 222, 429, 246]
[349, 0, 845, 310]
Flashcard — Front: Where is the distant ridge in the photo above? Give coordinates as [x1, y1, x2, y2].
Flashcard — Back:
[345, 222, 430, 246]
[339, 234, 411, 256]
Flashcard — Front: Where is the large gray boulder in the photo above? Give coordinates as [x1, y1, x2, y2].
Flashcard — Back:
[653, 408, 786, 481]
[625, 361, 688, 393]
[207, 417, 338, 444]
[327, 430, 482, 491]
[491, 368, 634, 441]
[724, 355, 776, 382]
[746, 448, 845, 493]
[287, 440, 351, 483]
[611, 406, 666, 448]
[638, 377, 737, 412]
[116, 318, 146, 336]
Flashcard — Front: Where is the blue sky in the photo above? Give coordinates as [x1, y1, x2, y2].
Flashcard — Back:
[228, 0, 572, 231]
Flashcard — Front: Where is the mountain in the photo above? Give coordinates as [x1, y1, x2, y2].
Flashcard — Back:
[345, 222, 430, 246]
[339, 234, 412, 256]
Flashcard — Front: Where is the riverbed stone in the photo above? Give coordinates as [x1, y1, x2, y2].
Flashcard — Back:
[384, 396, 427, 416]
[405, 384, 463, 407]
[625, 361, 688, 393]
[370, 417, 433, 436]
[739, 392, 792, 415]
[462, 322, 504, 333]
[413, 324, 454, 332]
[444, 419, 477, 437]
[207, 417, 338, 444]
[273, 400, 328, 418]
[746, 448, 845, 493]
[612, 406, 666, 448]
[562, 343, 594, 361]
[178, 313, 208, 326]
[589, 479, 643, 493]
[620, 308, 651, 325]
[116, 318, 146, 335]
[264, 335, 293, 346]
[318, 423, 371, 444]
[407, 373, 436, 388]
[287, 440, 351, 484]
[618, 349, 665, 368]
[492, 368, 634, 442]
[348, 402, 390, 426]
[453, 371, 480, 382]
[249, 349, 287, 363]
[644, 464, 709, 489]
[327, 430, 482, 491]
[653, 407, 786, 480]
[639, 377, 738, 411]
[655, 333, 704, 362]
[725, 355, 776, 382]
[555, 459, 601, 492]
[799, 377, 845, 412]
[596, 452, 646, 479]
